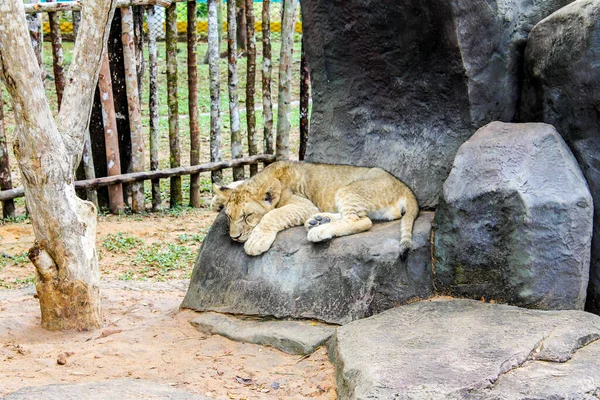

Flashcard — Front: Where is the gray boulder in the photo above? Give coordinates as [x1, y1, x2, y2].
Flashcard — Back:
[181, 213, 434, 325]
[434, 122, 592, 310]
[301, 0, 573, 207]
[330, 299, 600, 399]
[519, 0, 600, 314]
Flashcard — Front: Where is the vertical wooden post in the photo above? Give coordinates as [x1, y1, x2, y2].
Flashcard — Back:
[276, 0, 297, 161]
[25, 0, 44, 79]
[188, 0, 202, 207]
[121, 7, 145, 213]
[98, 54, 125, 214]
[236, 0, 247, 52]
[0, 95, 15, 219]
[245, 0, 258, 176]
[227, 0, 244, 181]
[166, 3, 182, 207]
[47, 0, 66, 108]
[208, 0, 222, 184]
[133, 6, 145, 105]
[147, 6, 161, 212]
[299, 36, 310, 161]
[72, 10, 81, 41]
[261, 0, 273, 155]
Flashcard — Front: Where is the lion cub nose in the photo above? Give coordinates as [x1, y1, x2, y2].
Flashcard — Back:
[231, 233, 242, 241]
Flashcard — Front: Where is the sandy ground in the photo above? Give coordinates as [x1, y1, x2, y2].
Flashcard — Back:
[0, 210, 337, 399]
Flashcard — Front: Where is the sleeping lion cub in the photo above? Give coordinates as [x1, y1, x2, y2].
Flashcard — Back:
[212, 161, 419, 257]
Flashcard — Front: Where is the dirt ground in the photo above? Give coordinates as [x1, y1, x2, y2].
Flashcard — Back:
[0, 208, 337, 399]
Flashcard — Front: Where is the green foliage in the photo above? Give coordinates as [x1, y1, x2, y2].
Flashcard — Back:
[117, 242, 197, 281]
[0, 251, 29, 269]
[102, 232, 144, 253]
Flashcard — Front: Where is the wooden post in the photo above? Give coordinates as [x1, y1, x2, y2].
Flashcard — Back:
[245, 0, 258, 176]
[25, 0, 44, 79]
[299, 35, 310, 161]
[276, 0, 297, 161]
[235, 0, 247, 52]
[47, 0, 67, 108]
[72, 10, 81, 41]
[147, 6, 161, 212]
[166, 2, 182, 207]
[121, 6, 145, 212]
[261, 0, 273, 155]
[227, 0, 244, 181]
[208, 0, 222, 184]
[0, 95, 15, 219]
[188, 0, 201, 208]
[133, 6, 145, 105]
[98, 54, 125, 214]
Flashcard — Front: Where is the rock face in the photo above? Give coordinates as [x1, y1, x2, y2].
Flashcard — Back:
[4, 379, 209, 400]
[434, 122, 592, 310]
[182, 213, 433, 325]
[519, 0, 600, 314]
[330, 299, 600, 399]
[190, 312, 336, 355]
[300, 0, 573, 207]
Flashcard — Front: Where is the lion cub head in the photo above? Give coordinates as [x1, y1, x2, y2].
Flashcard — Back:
[213, 178, 282, 243]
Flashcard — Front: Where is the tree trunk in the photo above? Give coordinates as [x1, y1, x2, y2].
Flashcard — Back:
[166, 3, 182, 207]
[0, 95, 15, 219]
[147, 6, 161, 212]
[188, 0, 201, 208]
[227, 0, 244, 181]
[261, 0, 273, 156]
[245, 0, 258, 177]
[235, 0, 247, 52]
[275, 0, 297, 161]
[0, 0, 117, 331]
[299, 36, 310, 161]
[72, 10, 81, 41]
[47, 0, 67, 108]
[121, 6, 145, 213]
[208, 0, 222, 184]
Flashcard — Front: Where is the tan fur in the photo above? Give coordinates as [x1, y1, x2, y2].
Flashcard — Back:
[213, 161, 419, 257]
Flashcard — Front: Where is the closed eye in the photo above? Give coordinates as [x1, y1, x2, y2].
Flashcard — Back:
[243, 213, 254, 222]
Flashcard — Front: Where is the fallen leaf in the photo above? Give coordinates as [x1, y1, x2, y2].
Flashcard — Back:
[96, 329, 123, 339]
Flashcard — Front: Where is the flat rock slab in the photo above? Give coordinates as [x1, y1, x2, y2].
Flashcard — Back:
[330, 299, 600, 399]
[190, 312, 337, 355]
[3, 379, 210, 400]
[182, 212, 433, 325]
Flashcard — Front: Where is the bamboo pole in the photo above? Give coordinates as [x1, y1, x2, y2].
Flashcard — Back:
[188, 0, 202, 208]
[166, 2, 182, 207]
[227, 0, 244, 181]
[299, 36, 310, 161]
[208, 0, 223, 184]
[147, 6, 161, 212]
[98, 54, 125, 214]
[121, 6, 145, 212]
[261, 0, 273, 155]
[47, 0, 66, 108]
[0, 95, 15, 219]
[275, 0, 297, 161]
[245, 0, 258, 176]
[0, 155, 275, 202]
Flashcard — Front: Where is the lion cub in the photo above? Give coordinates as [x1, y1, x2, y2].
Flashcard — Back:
[212, 161, 419, 257]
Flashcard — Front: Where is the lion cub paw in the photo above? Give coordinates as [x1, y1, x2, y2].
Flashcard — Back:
[306, 225, 334, 243]
[244, 230, 277, 256]
[304, 213, 341, 231]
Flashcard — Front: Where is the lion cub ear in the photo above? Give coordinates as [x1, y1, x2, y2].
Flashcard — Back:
[260, 179, 282, 206]
[211, 184, 233, 212]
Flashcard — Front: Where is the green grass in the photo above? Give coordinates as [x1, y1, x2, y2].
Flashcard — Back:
[102, 232, 145, 253]
[0, 251, 29, 269]
[118, 242, 197, 280]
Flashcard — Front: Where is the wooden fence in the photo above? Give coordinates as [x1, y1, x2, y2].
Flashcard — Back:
[0, 0, 310, 218]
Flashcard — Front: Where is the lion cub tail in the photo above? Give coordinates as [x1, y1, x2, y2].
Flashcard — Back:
[399, 190, 419, 261]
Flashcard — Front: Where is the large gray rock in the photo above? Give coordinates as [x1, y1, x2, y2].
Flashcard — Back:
[181, 213, 434, 325]
[519, 0, 600, 314]
[434, 122, 592, 310]
[3, 379, 209, 400]
[330, 299, 600, 399]
[301, 0, 573, 207]
[190, 312, 336, 355]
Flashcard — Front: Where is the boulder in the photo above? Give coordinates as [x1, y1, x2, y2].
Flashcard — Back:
[181, 213, 434, 325]
[519, 0, 600, 314]
[4, 379, 209, 400]
[330, 299, 600, 399]
[301, 0, 573, 207]
[190, 312, 336, 355]
[433, 122, 592, 310]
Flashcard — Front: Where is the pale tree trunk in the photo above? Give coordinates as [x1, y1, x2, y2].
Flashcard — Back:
[245, 0, 258, 176]
[261, 0, 273, 156]
[227, 0, 244, 181]
[166, 3, 182, 207]
[121, 6, 145, 213]
[147, 6, 161, 212]
[208, 0, 222, 184]
[275, 0, 297, 160]
[0, 0, 117, 330]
